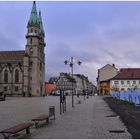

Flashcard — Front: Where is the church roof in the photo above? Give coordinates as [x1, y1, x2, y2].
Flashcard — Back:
[0, 50, 25, 63]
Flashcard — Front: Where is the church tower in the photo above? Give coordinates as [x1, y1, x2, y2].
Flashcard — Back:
[24, 1, 46, 96]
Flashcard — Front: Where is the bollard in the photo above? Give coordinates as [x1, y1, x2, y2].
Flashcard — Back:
[49, 106, 55, 120]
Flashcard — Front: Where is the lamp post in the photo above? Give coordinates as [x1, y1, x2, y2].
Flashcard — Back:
[64, 57, 82, 108]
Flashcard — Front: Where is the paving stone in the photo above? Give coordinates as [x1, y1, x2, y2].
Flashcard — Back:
[0, 96, 132, 139]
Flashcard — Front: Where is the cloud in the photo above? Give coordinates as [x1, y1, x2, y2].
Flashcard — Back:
[1, 1, 140, 84]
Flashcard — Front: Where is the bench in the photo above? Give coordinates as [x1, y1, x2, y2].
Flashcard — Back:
[0, 122, 33, 139]
[31, 114, 49, 128]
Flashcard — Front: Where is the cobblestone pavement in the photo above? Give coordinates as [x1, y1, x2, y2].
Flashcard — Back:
[0, 95, 132, 139]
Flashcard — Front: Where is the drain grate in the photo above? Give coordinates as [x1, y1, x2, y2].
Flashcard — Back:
[109, 130, 125, 133]
[106, 114, 117, 117]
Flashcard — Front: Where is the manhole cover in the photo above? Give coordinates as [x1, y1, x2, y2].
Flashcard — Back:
[109, 130, 125, 133]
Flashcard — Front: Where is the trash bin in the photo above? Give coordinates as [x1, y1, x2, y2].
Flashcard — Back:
[49, 106, 55, 120]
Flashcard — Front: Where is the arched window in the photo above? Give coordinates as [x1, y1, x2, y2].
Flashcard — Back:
[4, 70, 8, 83]
[15, 69, 19, 83]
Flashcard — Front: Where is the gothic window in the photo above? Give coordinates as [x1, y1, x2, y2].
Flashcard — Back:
[4, 86, 7, 91]
[40, 62, 42, 70]
[31, 28, 33, 33]
[15, 86, 18, 92]
[15, 69, 19, 83]
[4, 70, 8, 83]
[29, 61, 33, 66]
[30, 38, 32, 44]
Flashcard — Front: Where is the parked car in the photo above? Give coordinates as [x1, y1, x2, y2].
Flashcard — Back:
[0, 92, 6, 101]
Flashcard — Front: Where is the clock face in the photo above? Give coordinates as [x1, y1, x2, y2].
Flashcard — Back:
[30, 48, 33, 53]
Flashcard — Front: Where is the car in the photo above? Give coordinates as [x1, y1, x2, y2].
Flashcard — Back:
[0, 92, 6, 101]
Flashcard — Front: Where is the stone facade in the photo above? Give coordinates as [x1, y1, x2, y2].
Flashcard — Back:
[0, 2, 45, 96]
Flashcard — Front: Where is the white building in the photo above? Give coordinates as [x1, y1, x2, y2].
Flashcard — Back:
[110, 68, 140, 92]
[73, 74, 83, 95]
[56, 73, 76, 95]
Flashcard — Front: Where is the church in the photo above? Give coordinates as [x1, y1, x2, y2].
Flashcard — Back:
[0, 1, 46, 96]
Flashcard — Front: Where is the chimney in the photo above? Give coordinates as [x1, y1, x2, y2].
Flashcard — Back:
[112, 64, 115, 67]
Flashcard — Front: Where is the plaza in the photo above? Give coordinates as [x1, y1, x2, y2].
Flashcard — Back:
[0, 96, 132, 139]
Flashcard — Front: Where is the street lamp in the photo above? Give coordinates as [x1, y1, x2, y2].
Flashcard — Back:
[64, 57, 82, 108]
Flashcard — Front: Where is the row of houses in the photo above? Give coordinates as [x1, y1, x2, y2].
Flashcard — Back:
[97, 64, 140, 95]
[46, 73, 96, 96]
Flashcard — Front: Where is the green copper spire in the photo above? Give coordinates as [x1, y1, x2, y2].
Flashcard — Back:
[38, 10, 45, 36]
[28, 1, 39, 26]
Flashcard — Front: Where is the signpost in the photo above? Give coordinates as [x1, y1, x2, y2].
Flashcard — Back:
[57, 75, 76, 114]
[60, 90, 66, 114]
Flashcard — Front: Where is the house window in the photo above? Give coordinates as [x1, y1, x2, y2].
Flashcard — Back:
[4, 86, 7, 91]
[121, 81, 124, 85]
[15, 69, 19, 83]
[133, 81, 136, 84]
[4, 70, 8, 83]
[121, 88, 124, 91]
[114, 81, 118, 84]
[15, 86, 18, 92]
[127, 81, 130, 85]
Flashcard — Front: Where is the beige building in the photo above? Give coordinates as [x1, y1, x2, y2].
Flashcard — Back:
[0, 2, 46, 96]
[97, 64, 118, 95]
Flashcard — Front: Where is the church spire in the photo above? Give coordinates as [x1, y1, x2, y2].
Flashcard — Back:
[28, 1, 39, 27]
[38, 10, 45, 36]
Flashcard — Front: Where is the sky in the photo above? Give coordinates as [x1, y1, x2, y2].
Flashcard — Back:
[0, 1, 140, 84]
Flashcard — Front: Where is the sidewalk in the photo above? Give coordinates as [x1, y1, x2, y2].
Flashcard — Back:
[0, 96, 132, 139]
[30, 96, 132, 139]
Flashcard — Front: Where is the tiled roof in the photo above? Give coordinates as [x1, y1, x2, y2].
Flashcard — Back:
[120, 68, 140, 73]
[0, 50, 25, 63]
[112, 68, 140, 80]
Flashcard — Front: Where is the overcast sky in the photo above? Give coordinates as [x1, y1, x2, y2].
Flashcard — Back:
[0, 1, 140, 84]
